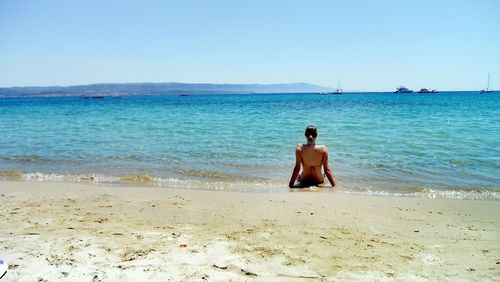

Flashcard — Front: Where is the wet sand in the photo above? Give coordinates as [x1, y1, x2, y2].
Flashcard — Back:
[0, 181, 499, 281]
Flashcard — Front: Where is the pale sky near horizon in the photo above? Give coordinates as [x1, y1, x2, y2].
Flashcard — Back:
[0, 0, 499, 91]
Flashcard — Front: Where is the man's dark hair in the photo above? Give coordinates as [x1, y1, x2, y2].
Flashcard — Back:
[304, 125, 318, 140]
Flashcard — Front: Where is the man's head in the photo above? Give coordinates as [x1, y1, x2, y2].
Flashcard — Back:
[304, 125, 318, 141]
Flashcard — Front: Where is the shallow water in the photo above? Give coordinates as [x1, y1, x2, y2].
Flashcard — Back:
[1, 92, 499, 199]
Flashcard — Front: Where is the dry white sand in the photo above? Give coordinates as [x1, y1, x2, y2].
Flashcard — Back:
[0, 181, 499, 281]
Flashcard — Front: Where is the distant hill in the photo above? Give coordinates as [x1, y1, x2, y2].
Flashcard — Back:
[0, 82, 333, 98]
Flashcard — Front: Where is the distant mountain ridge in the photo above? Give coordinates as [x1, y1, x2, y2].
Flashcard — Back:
[0, 82, 333, 98]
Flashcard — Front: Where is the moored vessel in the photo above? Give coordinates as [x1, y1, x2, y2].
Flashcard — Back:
[480, 73, 492, 93]
[417, 88, 437, 93]
[333, 78, 342, 95]
[394, 86, 413, 93]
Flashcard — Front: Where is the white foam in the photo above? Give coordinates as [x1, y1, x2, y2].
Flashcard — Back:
[6, 171, 500, 200]
[337, 187, 500, 200]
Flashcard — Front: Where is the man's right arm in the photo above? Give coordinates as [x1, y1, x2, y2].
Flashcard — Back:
[322, 147, 336, 188]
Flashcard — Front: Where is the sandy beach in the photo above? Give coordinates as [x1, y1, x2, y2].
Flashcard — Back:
[0, 181, 499, 281]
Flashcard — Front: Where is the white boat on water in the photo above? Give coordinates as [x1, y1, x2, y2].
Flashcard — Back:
[480, 73, 492, 93]
[333, 78, 342, 95]
[418, 88, 437, 93]
[394, 86, 413, 93]
[317, 78, 343, 95]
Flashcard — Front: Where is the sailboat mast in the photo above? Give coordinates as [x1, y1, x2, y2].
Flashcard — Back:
[487, 73, 490, 91]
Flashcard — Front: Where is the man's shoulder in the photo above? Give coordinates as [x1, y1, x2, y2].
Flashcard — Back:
[317, 145, 328, 151]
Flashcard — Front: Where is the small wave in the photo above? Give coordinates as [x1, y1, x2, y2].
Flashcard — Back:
[175, 169, 245, 180]
[11, 172, 121, 184]
[103, 155, 144, 161]
[417, 188, 500, 200]
[358, 162, 389, 170]
[340, 187, 500, 200]
[22, 172, 66, 181]
[0, 170, 23, 179]
[3, 155, 52, 164]
[120, 174, 155, 184]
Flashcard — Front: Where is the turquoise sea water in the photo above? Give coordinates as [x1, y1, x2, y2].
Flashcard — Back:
[0, 92, 499, 199]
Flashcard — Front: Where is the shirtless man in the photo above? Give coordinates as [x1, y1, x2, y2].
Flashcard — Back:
[289, 125, 337, 188]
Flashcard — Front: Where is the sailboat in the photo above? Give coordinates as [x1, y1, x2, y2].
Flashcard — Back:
[333, 78, 342, 95]
[480, 73, 492, 93]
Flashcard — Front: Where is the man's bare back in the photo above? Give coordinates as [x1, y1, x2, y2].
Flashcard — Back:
[289, 125, 336, 188]
[297, 144, 326, 185]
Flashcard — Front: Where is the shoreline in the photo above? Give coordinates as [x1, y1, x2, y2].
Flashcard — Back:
[2, 172, 500, 201]
[1, 180, 499, 281]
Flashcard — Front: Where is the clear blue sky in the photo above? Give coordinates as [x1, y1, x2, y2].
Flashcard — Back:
[1, 0, 499, 91]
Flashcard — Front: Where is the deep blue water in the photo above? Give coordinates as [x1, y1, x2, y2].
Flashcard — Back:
[0, 92, 499, 199]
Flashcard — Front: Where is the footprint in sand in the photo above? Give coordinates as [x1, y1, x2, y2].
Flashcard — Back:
[121, 248, 156, 262]
[419, 253, 441, 265]
[213, 264, 258, 277]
